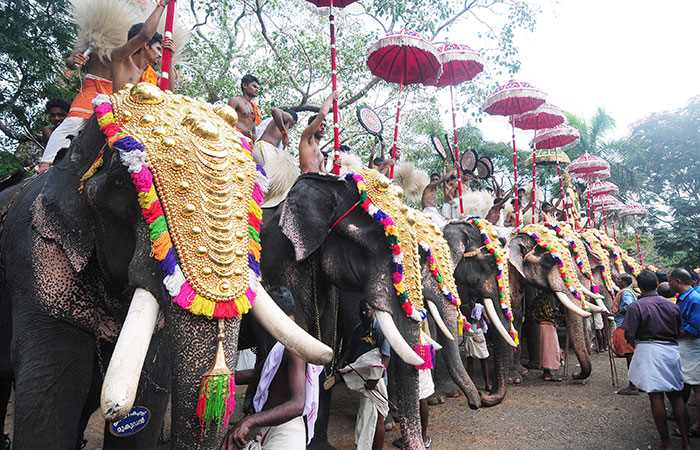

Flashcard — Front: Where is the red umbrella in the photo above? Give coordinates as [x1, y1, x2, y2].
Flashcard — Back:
[367, 30, 441, 178]
[482, 80, 546, 226]
[531, 125, 580, 150]
[305, 0, 360, 174]
[584, 180, 618, 197]
[427, 43, 484, 215]
[567, 154, 610, 227]
[620, 203, 649, 265]
[591, 193, 621, 236]
[513, 103, 566, 224]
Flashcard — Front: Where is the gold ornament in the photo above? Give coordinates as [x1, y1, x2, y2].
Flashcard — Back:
[214, 105, 239, 129]
[413, 210, 460, 304]
[130, 82, 165, 105]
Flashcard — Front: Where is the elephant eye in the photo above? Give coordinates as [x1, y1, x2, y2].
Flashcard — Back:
[113, 177, 127, 188]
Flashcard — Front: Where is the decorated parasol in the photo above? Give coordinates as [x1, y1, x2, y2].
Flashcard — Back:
[584, 180, 619, 197]
[306, 0, 360, 174]
[367, 30, 441, 178]
[427, 43, 484, 214]
[482, 80, 546, 226]
[567, 154, 610, 227]
[524, 148, 571, 166]
[620, 203, 649, 265]
[513, 104, 566, 224]
[591, 194, 621, 236]
[586, 181, 621, 240]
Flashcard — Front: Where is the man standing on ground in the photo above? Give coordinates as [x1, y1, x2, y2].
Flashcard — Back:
[422, 165, 457, 228]
[252, 109, 298, 166]
[611, 273, 639, 395]
[228, 74, 261, 143]
[669, 268, 700, 437]
[111, 2, 175, 91]
[299, 91, 338, 173]
[41, 99, 70, 146]
[622, 269, 691, 450]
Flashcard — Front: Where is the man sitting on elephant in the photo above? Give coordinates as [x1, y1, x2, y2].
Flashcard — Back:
[222, 287, 323, 449]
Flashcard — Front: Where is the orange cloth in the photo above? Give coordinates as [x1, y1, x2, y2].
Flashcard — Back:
[67, 74, 113, 119]
[251, 101, 261, 125]
[612, 327, 635, 356]
[141, 65, 159, 85]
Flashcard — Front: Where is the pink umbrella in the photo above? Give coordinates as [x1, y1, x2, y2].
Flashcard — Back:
[567, 154, 610, 227]
[305, 0, 360, 174]
[482, 80, 547, 226]
[620, 203, 649, 265]
[584, 180, 618, 197]
[428, 43, 484, 215]
[367, 30, 441, 178]
[599, 198, 624, 242]
[591, 194, 620, 236]
[513, 103, 566, 223]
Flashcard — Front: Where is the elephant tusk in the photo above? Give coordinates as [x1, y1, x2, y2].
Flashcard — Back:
[251, 286, 333, 366]
[581, 287, 603, 300]
[101, 288, 160, 421]
[375, 311, 425, 366]
[483, 298, 517, 348]
[613, 285, 621, 293]
[582, 299, 604, 313]
[420, 329, 443, 351]
[555, 291, 591, 318]
[426, 300, 455, 341]
[593, 296, 610, 313]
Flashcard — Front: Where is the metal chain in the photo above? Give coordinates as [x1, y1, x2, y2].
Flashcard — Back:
[95, 336, 105, 378]
[311, 256, 339, 378]
[140, 369, 171, 394]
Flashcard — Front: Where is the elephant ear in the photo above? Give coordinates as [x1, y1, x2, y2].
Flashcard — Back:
[31, 119, 102, 272]
[280, 175, 340, 261]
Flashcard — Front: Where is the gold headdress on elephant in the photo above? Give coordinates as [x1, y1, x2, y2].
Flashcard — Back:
[92, 82, 266, 433]
[578, 228, 616, 297]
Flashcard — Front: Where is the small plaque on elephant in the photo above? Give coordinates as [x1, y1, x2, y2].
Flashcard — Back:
[109, 406, 150, 437]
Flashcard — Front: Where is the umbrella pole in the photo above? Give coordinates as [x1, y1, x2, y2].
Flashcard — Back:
[555, 148, 567, 222]
[601, 204, 609, 235]
[585, 187, 593, 228]
[634, 217, 643, 265]
[511, 117, 519, 227]
[329, 1, 341, 175]
[611, 215, 619, 243]
[389, 77, 403, 180]
[531, 130, 537, 224]
[158, 0, 176, 91]
[450, 85, 464, 215]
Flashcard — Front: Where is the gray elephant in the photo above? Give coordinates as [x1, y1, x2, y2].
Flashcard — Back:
[0, 85, 330, 450]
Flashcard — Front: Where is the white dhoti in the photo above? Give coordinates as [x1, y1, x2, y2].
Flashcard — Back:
[441, 199, 459, 220]
[418, 368, 435, 400]
[243, 415, 306, 449]
[422, 206, 446, 229]
[466, 328, 489, 359]
[340, 348, 389, 450]
[40, 116, 88, 163]
[679, 336, 700, 385]
[252, 139, 282, 167]
[629, 340, 684, 393]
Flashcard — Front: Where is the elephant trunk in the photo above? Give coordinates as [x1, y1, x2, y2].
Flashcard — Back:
[566, 309, 592, 380]
[101, 288, 160, 421]
[480, 333, 509, 407]
[392, 345, 425, 450]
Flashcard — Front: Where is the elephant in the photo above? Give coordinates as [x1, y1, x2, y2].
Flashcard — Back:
[0, 86, 331, 450]
[441, 219, 523, 407]
[259, 172, 480, 450]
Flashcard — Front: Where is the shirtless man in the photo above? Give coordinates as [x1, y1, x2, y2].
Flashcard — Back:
[485, 188, 514, 224]
[252, 109, 298, 166]
[111, 1, 175, 91]
[228, 74, 261, 143]
[221, 287, 321, 449]
[41, 99, 69, 146]
[299, 91, 338, 173]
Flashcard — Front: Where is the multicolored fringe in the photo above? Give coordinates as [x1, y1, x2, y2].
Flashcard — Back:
[597, 235, 640, 276]
[92, 94, 264, 319]
[196, 374, 235, 437]
[345, 173, 425, 322]
[418, 240, 459, 306]
[466, 217, 518, 346]
[414, 343, 435, 370]
[546, 223, 600, 294]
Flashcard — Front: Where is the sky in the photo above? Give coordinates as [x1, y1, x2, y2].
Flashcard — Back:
[459, 0, 700, 146]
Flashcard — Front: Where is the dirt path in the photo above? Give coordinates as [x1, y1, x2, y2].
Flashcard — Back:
[4, 352, 695, 449]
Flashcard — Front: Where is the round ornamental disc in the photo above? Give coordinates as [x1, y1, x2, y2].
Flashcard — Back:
[460, 149, 478, 174]
[478, 156, 493, 179]
[431, 133, 447, 160]
[356, 106, 383, 136]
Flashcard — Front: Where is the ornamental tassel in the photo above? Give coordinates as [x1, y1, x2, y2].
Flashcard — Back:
[414, 327, 435, 370]
[196, 319, 236, 438]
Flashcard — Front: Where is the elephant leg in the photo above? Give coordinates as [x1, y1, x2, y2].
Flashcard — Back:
[428, 318, 457, 401]
[0, 377, 10, 438]
[308, 374, 337, 450]
[11, 313, 97, 450]
[167, 304, 240, 450]
[391, 360, 424, 450]
[480, 336, 508, 407]
[566, 311, 591, 380]
[103, 327, 170, 450]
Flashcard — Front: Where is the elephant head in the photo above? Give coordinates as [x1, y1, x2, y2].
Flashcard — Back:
[509, 224, 593, 379]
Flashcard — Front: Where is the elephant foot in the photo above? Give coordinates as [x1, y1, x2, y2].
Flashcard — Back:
[479, 391, 505, 407]
[307, 440, 339, 450]
[515, 363, 530, 378]
[507, 371, 522, 385]
[427, 393, 445, 406]
[443, 388, 461, 398]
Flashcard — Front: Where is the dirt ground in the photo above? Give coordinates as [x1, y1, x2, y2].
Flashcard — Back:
[4, 351, 696, 449]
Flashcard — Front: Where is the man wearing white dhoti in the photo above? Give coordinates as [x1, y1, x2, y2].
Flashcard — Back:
[222, 287, 322, 449]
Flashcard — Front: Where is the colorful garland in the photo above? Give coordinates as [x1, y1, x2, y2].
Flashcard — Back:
[596, 233, 641, 276]
[546, 223, 600, 294]
[345, 173, 425, 322]
[92, 94, 265, 319]
[418, 240, 459, 306]
[465, 217, 518, 345]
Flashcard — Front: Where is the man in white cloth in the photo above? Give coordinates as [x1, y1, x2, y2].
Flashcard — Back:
[337, 299, 391, 450]
[622, 269, 692, 450]
[421, 166, 457, 229]
[222, 287, 322, 449]
[669, 268, 700, 438]
[252, 109, 298, 166]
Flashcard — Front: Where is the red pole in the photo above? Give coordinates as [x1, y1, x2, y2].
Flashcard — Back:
[555, 148, 567, 222]
[511, 117, 520, 227]
[601, 203, 609, 235]
[585, 188, 592, 228]
[611, 213, 618, 243]
[450, 85, 464, 215]
[531, 130, 537, 224]
[389, 76, 403, 180]
[329, 1, 341, 175]
[159, 1, 176, 91]
[634, 217, 643, 265]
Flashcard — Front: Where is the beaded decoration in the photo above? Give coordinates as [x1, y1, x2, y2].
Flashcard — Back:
[345, 171, 426, 322]
[545, 222, 600, 294]
[465, 217, 518, 345]
[594, 229, 641, 276]
[578, 229, 616, 297]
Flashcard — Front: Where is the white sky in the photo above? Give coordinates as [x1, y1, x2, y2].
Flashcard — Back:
[462, 0, 700, 146]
